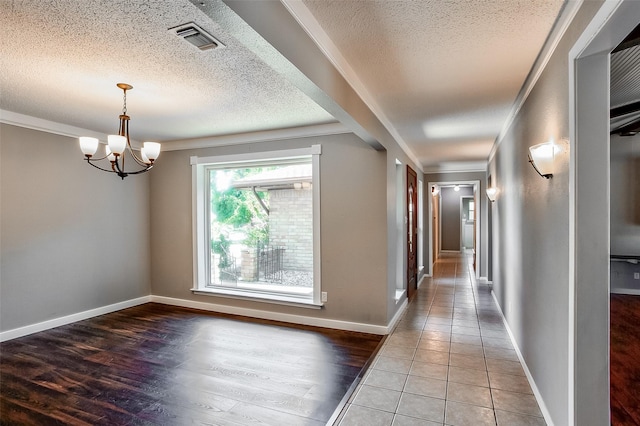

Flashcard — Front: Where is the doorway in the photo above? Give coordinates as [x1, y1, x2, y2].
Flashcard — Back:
[569, 2, 640, 423]
[460, 196, 475, 250]
[427, 180, 481, 279]
[407, 166, 418, 299]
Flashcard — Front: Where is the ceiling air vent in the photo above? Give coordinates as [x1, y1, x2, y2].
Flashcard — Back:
[170, 23, 224, 51]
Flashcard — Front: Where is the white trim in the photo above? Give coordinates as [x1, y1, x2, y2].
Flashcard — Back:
[192, 288, 322, 309]
[422, 162, 487, 174]
[165, 123, 349, 151]
[0, 109, 105, 141]
[491, 291, 555, 426]
[190, 144, 321, 165]
[191, 145, 322, 304]
[568, 2, 635, 424]
[280, 0, 423, 173]
[0, 110, 350, 153]
[478, 277, 492, 285]
[0, 296, 151, 342]
[427, 180, 482, 279]
[151, 295, 392, 335]
[488, 0, 585, 163]
[388, 298, 409, 333]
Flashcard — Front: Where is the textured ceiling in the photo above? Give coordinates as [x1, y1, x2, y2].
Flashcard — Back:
[1, 0, 570, 169]
[0, 0, 335, 142]
[301, 0, 566, 167]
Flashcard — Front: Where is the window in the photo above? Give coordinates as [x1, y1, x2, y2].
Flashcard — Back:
[191, 145, 322, 307]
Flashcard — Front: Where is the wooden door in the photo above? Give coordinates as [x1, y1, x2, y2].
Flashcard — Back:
[407, 166, 418, 299]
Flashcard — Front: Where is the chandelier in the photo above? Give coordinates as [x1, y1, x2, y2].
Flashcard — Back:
[79, 83, 161, 179]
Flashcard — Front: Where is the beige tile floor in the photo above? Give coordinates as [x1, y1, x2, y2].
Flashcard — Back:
[335, 252, 547, 426]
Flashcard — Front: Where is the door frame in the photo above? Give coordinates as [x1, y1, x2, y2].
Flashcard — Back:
[427, 179, 481, 279]
[460, 195, 475, 250]
[568, 1, 640, 423]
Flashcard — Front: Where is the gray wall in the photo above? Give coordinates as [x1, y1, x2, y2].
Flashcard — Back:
[150, 133, 390, 325]
[0, 124, 151, 332]
[440, 186, 473, 251]
[486, 2, 603, 424]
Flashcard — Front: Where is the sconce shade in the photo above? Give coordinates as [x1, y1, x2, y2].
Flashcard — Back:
[431, 185, 440, 196]
[528, 141, 560, 178]
[486, 187, 498, 202]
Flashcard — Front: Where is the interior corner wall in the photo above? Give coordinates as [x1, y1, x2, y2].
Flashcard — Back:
[487, 2, 604, 424]
[149, 133, 389, 326]
[0, 124, 151, 332]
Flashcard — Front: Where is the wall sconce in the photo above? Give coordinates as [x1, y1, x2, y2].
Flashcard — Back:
[486, 187, 499, 202]
[453, 184, 460, 192]
[528, 139, 560, 179]
[431, 185, 440, 196]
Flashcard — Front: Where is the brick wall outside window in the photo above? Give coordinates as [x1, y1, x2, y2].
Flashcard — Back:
[268, 188, 313, 272]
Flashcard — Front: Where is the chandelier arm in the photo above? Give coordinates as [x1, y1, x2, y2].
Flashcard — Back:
[124, 165, 154, 175]
[88, 153, 110, 161]
[112, 155, 128, 179]
[123, 119, 149, 167]
[85, 158, 117, 174]
[127, 144, 150, 167]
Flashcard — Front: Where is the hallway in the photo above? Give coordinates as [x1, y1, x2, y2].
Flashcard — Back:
[336, 253, 546, 426]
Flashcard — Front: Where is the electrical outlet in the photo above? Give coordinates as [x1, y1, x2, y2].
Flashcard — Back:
[321, 292, 328, 302]
[634, 272, 640, 280]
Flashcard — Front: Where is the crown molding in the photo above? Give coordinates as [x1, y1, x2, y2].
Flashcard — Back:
[1, 109, 352, 151]
[162, 122, 351, 151]
[488, 0, 585, 163]
[0, 109, 104, 141]
[423, 161, 487, 174]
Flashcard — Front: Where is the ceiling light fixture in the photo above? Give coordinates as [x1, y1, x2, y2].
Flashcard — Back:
[79, 84, 160, 180]
[528, 139, 560, 179]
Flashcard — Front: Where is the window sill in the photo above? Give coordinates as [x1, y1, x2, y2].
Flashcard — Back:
[192, 287, 323, 309]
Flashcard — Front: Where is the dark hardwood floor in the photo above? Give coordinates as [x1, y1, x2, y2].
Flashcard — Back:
[0, 303, 383, 425]
[611, 294, 640, 426]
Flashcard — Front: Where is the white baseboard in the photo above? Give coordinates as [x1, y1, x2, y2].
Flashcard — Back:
[150, 295, 392, 335]
[388, 298, 408, 333]
[417, 274, 431, 289]
[490, 290, 555, 426]
[0, 296, 151, 342]
[479, 277, 492, 285]
[0, 293, 405, 342]
[611, 288, 640, 295]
